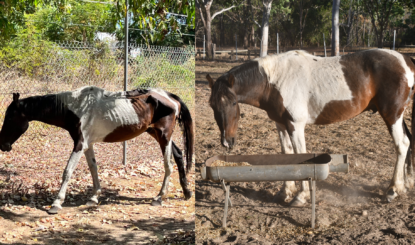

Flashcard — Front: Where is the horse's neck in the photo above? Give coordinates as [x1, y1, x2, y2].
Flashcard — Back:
[233, 79, 266, 108]
[22, 95, 67, 127]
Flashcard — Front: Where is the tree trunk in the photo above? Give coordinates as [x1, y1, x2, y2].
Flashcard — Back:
[260, 0, 273, 57]
[205, 6, 213, 59]
[243, 5, 249, 49]
[331, 0, 340, 56]
[251, 25, 255, 47]
[346, 3, 354, 47]
[220, 15, 225, 47]
[376, 28, 384, 48]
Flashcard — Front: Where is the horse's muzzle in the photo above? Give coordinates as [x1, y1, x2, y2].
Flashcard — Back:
[0, 143, 11, 152]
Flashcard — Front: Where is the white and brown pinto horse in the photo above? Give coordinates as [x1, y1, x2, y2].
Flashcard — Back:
[207, 49, 415, 206]
[0, 86, 194, 214]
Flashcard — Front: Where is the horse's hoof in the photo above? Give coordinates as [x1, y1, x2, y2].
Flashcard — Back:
[47, 206, 61, 214]
[384, 188, 398, 203]
[405, 178, 414, 189]
[276, 190, 292, 202]
[184, 191, 193, 200]
[289, 196, 306, 207]
[151, 200, 162, 206]
[86, 201, 98, 207]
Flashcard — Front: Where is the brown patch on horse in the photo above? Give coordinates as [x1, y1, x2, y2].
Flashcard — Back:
[103, 92, 179, 143]
[314, 50, 411, 126]
[103, 95, 154, 142]
[260, 86, 294, 132]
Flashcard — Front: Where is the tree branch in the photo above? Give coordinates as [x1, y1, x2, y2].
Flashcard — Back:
[211, 5, 238, 20]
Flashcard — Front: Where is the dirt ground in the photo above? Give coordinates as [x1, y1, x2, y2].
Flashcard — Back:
[195, 57, 415, 244]
[0, 119, 195, 244]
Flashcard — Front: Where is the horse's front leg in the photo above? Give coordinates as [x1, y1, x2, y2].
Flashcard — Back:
[286, 121, 310, 207]
[84, 145, 102, 206]
[275, 123, 297, 202]
[48, 150, 84, 214]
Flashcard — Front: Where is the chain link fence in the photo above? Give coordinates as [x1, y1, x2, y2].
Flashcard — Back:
[0, 41, 195, 162]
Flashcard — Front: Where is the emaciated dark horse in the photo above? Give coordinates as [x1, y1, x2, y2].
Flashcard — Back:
[0, 86, 194, 214]
[207, 49, 415, 206]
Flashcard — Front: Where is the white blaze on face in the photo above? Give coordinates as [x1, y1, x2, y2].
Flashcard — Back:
[257, 51, 353, 123]
[149, 88, 179, 116]
[58, 86, 140, 143]
[377, 49, 415, 88]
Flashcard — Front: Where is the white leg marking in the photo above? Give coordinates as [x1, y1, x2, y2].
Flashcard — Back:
[156, 140, 173, 200]
[386, 114, 410, 202]
[287, 122, 310, 206]
[276, 123, 297, 201]
[85, 145, 101, 205]
[52, 151, 84, 209]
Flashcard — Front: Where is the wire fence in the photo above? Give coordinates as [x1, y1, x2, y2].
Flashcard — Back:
[0, 41, 195, 161]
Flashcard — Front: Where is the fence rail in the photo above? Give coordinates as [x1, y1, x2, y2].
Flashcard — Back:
[196, 46, 415, 61]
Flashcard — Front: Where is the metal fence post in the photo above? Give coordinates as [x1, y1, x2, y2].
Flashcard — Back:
[323, 33, 327, 57]
[393, 30, 396, 50]
[123, 0, 128, 166]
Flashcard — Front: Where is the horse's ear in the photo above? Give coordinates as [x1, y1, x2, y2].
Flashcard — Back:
[206, 74, 214, 88]
[228, 74, 235, 87]
[13, 93, 20, 102]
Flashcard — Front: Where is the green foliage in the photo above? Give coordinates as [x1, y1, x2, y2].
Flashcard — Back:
[0, 22, 119, 82]
[26, 0, 115, 42]
[0, 22, 55, 76]
[131, 52, 194, 89]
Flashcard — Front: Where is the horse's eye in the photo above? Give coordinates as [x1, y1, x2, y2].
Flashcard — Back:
[233, 102, 237, 106]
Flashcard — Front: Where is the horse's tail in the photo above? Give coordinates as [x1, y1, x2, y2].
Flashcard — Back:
[169, 93, 194, 175]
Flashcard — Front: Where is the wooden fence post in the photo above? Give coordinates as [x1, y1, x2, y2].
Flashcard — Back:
[231, 50, 234, 60]
[212, 44, 216, 59]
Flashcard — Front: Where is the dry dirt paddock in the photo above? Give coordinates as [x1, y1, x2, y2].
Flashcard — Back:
[0, 120, 195, 244]
[195, 57, 415, 244]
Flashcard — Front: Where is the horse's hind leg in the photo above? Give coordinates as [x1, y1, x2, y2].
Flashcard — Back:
[147, 127, 192, 200]
[403, 121, 414, 189]
[146, 125, 174, 206]
[384, 114, 410, 202]
[275, 123, 297, 202]
[171, 141, 192, 199]
[84, 145, 101, 206]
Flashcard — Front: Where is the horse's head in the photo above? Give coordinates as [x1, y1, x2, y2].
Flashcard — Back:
[207, 74, 240, 149]
[0, 93, 29, 152]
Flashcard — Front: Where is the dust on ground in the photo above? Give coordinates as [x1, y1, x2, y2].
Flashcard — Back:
[195, 57, 415, 244]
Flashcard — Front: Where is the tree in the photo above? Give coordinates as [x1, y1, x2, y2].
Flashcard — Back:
[27, 0, 114, 43]
[1, 0, 195, 46]
[197, 0, 243, 59]
[362, 0, 411, 48]
[260, 0, 272, 57]
[332, 0, 340, 56]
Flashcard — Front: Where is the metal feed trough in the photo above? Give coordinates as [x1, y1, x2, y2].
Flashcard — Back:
[201, 154, 349, 229]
